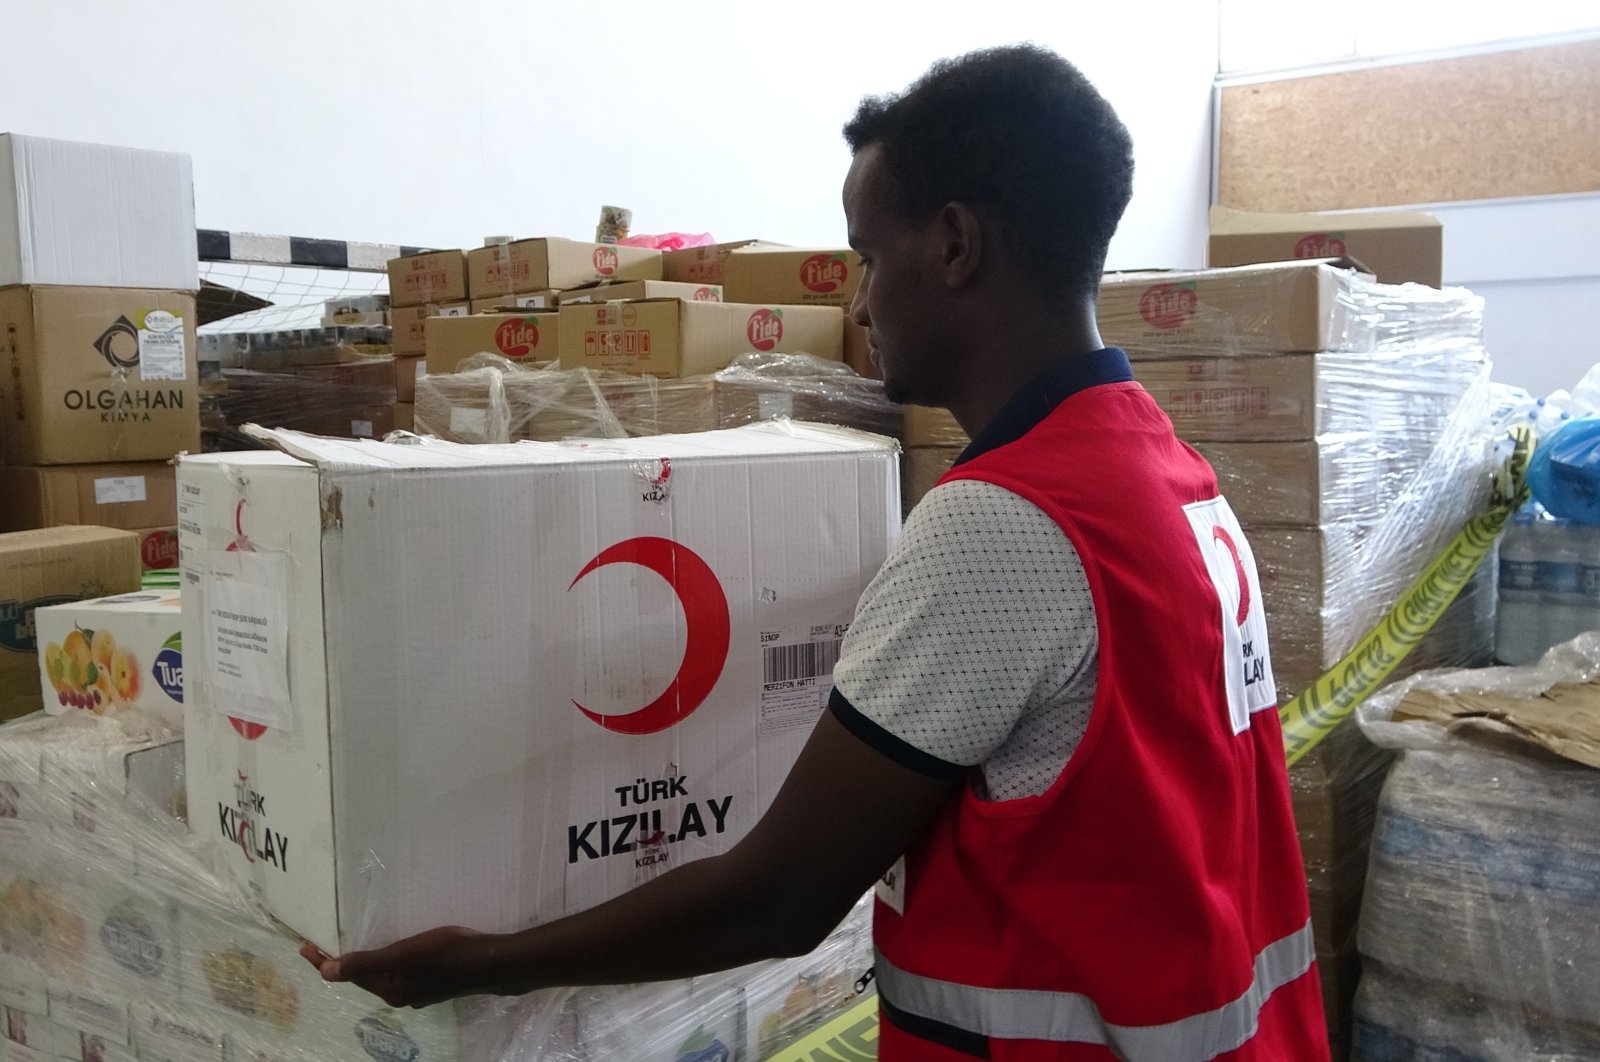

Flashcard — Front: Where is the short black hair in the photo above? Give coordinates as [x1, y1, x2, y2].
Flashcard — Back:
[844, 45, 1134, 302]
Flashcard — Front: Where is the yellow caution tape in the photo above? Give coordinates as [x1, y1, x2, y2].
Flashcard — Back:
[761, 994, 880, 1061]
[1280, 425, 1533, 766]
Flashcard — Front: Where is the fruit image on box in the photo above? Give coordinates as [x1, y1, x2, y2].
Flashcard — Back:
[0, 527, 142, 723]
[36, 593, 183, 729]
[178, 424, 898, 955]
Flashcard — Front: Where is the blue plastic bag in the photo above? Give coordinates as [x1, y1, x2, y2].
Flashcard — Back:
[1528, 416, 1600, 524]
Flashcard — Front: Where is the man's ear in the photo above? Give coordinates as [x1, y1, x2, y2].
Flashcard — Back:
[938, 202, 982, 290]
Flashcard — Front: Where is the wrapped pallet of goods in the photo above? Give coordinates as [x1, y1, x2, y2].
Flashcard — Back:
[415, 352, 900, 445]
[201, 328, 399, 449]
[1349, 640, 1600, 1060]
[1097, 258, 1498, 1058]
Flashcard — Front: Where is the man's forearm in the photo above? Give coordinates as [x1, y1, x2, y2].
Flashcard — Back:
[472, 849, 838, 997]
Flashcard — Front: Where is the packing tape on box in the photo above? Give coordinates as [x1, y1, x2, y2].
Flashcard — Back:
[1279, 424, 1532, 766]
[762, 993, 880, 1061]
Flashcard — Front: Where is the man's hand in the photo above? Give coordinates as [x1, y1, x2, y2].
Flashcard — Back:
[299, 926, 494, 1009]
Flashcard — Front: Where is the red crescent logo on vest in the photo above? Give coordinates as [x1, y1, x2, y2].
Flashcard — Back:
[1212, 525, 1251, 626]
[568, 537, 731, 735]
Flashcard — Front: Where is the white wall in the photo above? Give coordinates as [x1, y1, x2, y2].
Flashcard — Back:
[1433, 194, 1600, 396]
[0, 0, 1218, 271]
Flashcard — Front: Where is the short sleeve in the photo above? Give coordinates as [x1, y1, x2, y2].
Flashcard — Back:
[829, 478, 1098, 780]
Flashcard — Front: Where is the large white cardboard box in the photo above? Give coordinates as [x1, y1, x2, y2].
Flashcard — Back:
[178, 423, 899, 954]
[0, 134, 198, 290]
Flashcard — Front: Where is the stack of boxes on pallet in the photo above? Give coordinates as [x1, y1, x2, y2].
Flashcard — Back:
[409, 240, 897, 445]
[1097, 253, 1494, 1060]
[0, 134, 202, 723]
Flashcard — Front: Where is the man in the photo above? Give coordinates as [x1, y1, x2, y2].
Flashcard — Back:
[306, 45, 1330, 1061]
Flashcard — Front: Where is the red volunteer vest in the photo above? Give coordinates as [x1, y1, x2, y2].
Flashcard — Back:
[873, 379, 1328, 1061]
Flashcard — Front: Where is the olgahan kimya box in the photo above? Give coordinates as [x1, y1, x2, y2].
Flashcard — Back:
[178, 423, 899, 954]
[0, 287, 199, 465]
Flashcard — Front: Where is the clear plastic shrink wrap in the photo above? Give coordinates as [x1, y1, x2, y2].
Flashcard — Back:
[414, 353, 899, 445]
[0, 710, 878, 1061]
[1350, 637, 1600, 1060]
[199, 329, 398, 449]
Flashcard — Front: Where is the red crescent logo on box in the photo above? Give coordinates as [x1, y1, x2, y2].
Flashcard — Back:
[567, 537, 730, 735]
[1138, 283, 1198, 330]
[593, 246, 619, 276]
[225, 499, 269, 741]
[1294, 232, 1347, 258]
[746, 308, 784, 351]
[1212, 525, 1252, 626]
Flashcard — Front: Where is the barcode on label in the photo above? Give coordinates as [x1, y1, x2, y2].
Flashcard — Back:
[763, 640, 841, 684]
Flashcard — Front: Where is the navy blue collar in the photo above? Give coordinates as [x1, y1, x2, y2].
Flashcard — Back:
[953, 347, 1134, 466]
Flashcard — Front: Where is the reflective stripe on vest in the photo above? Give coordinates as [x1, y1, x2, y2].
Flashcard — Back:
[875, 919, 1315, 1061]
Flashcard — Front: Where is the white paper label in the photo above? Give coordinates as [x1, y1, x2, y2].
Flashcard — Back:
[876, 856, 907, 915]
[93, 476, 147, 505]
[1184, 496, 1276, 734]
[204, 551, 293, 731]
[757, 625, 843, 736]
[451, 407, 488, 436]
[439, 304, 469, 317]
[137, 311, 187, 381]
[757, 392, 794, 420]
[351, 419, 374, 438]
[176, 486, 206, 584]
[516, 294, 550, 308]
[415, 360, 427, 381]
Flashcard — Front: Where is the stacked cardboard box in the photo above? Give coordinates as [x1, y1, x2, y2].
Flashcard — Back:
[0, 529, 142, 722]
[0, 135, 200, 720]
[200, 329, 399, 447]
[1098, 258, 1496, 1059]
[415, 353, 899, 445]
[900, 406, 968, 517]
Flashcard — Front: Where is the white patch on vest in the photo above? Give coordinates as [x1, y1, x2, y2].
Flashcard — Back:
[877, 856, 907, 915]
[1183, 497, 1276, 734]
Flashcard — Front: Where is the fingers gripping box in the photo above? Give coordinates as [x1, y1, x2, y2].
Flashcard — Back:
[178, 423, 899, 954]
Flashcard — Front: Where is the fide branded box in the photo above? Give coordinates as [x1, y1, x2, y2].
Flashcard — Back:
[722, 247, 862, 308]
[424, 311, 559, 375]
[557, 280, 721, 305]
[1208, 206, 1442, 288]
[467, 238, 661, 298]
[179, 423, 898, 954]
[559, 300, 843, 378]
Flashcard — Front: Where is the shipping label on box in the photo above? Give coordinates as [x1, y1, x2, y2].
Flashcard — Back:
[469, 291, 559, 314]
[35, 593, 183, 728]
[424, 312, 558, 375]
[660, 240, 766, 284]
[557, 280, 721, 305]
[1097, 260, 1368, 359]
[1133, 354, 1324, 441]
[0, 528, 141, 724]
[386, 251, 468, 308]
[722, 247, 862, 308]
[390, 302, 470, 356]
[558, 300, 843, 378]
[0, 288, 199, 465]
[467, 238, 662, 298]
[1209, 206, 1443, 288]
[179, 425, 898, 954]
[0, 463, 178, 535]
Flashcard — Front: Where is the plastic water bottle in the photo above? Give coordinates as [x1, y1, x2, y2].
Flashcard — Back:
[1570, 363, 1600, 417]
[1544, 519, 1591, 649]
[1496, 509, 1542, 664]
